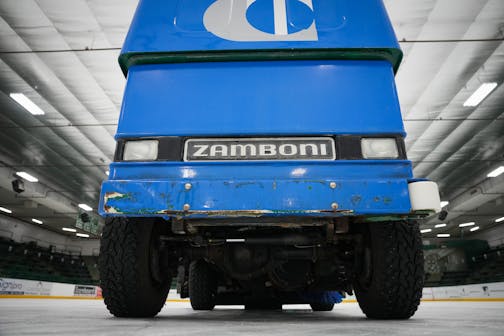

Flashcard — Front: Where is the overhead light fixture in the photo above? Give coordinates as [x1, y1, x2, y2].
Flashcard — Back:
[32, 218, 43, 224]
[420, 229, 432, 233]
[437, 233, 450, 238]
[0, 206, 13, 214]
[435, 223, 447, 228]
[440, 201, 449, 208]
[459, 222, 475, 227]
[15, 171, 39, 183]
[76, 233, 90, 238]
[62, 227, 77, 232]
[487, 166, 504, 178]
[495, 217, 504, 223]
[9, 93, 45, 115]
[470, 226, 480, 232]
[78, 203, 92, 211]
[463, 82, 498, 107]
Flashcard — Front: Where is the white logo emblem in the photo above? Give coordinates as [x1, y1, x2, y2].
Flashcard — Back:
[204, 0, 318, 42]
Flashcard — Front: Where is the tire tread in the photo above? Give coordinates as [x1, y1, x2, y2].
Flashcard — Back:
[99, 218, 169, 317]
[189, 260, 216, 311]
[355, 221, 424, 319]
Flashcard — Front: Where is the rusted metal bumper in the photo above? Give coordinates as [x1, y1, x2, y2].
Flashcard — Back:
[99, 178, 412, 219]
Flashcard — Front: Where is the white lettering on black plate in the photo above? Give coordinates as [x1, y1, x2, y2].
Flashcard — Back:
[184, 137, 335, 161]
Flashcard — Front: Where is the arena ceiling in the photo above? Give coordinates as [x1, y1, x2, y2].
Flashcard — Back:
[0, 0, 503, 241]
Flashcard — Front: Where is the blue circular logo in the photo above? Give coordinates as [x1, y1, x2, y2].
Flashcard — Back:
[246, 0, 315, 35]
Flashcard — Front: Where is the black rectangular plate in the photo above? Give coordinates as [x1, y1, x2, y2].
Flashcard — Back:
[184, 137, 336, 161]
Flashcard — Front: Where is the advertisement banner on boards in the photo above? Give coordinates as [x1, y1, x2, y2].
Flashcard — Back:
[0, 277, 52, 295]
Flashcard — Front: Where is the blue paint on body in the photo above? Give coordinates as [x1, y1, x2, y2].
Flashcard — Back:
[101, 161, 412, 217]
[121, 0, 399, 56]
[99, 0, 423, 219]
[116, 60, 403, 138]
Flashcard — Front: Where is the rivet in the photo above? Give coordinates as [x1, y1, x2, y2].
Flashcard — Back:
[183, 204, 190, 211]
[184, 183, 192, 190]
[329, 182, 337, 189]
[331, 202, 339, 210]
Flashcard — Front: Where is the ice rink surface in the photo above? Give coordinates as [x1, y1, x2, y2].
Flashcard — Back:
[0, 299, 503, 336]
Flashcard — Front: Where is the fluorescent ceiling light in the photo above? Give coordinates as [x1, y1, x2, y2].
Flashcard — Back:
[470, 226, 480, 232]
[435, 223, 447, 228]
[463, 82, 498, 107]
[487, 166, 504, 178]
[440, 201, 449, 208]
[496, 217, 504, 223]
[437, 233, 450, 238]
[62, 227, 76, 232]
[78, 203, 92, 211]
[16, 171, 39, 182]
[0, 206, 12, 214]
[76, 233, 90, 238]
[32, 218, 43, 224]
[10, 93, 45, 115]
[459, 222, 475, 227]
[421, 229, 432, 233]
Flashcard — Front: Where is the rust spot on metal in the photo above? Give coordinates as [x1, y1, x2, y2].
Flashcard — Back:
[157, 209, 354, 218]
[104, 205, 122, 214]
[161, 209, 270, 218]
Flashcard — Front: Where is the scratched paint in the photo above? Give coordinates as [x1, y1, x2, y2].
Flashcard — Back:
[103, 192, 125, 204]
[104, 205, 122, 214]
[99, 178, 412, 218]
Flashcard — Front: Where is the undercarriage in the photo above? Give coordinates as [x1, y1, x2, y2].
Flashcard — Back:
[99, 216, 424, 318]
